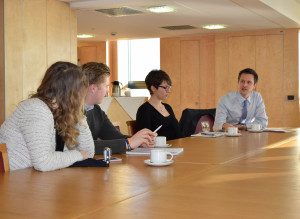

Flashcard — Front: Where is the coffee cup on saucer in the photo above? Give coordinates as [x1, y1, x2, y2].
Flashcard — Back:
[227, 127, 238, 135]
[150, 149, 173, 163]
[155, 136, 166, 147]
[251, 123, 262, 131]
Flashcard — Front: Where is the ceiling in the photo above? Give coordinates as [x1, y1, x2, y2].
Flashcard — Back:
[60, 0, 300, 42]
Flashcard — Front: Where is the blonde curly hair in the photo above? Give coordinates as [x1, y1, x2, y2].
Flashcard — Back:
[31, 61, 88, 149]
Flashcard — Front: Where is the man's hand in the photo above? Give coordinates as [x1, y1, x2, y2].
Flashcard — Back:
[222, 123, 242, 133]
[130, 129, 157, 149]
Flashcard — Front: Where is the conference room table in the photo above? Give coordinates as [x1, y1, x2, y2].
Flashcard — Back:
[1, 129, 300, 218]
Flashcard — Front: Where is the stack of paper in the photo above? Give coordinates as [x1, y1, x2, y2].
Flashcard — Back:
[191, 132, 225, 138]
[126, 148, 184, 155]
[263, 129, 295, 133]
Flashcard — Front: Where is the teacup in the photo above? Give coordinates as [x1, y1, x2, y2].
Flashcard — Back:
[155, 136, 166, 146]
[227, 127, 238, 135]
[252, 123, 262, 131]
[150, 149, 173, 163]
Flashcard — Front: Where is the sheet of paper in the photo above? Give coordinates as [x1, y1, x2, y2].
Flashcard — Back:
[191, 132, 225, 137]
[263, 129, 295, 133]
[126, 148, 184, 155]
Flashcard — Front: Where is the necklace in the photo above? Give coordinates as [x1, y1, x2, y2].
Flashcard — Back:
[158, 104, 164, 112]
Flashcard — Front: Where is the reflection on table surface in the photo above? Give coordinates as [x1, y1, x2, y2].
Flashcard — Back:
[1, 129, 300, 218]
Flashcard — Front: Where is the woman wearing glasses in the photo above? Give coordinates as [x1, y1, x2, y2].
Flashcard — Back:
[136, 70, 182, 140]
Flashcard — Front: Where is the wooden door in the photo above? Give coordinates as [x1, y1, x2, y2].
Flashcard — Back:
[79, 46, 97, 65]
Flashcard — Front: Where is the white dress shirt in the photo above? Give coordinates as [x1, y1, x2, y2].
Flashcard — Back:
[213, 91, 268, 131]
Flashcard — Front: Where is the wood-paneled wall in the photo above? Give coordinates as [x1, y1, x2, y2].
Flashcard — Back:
[161, 29, 299, 127]
[0, 0, 4, 125]
[3, 0, 77, 118]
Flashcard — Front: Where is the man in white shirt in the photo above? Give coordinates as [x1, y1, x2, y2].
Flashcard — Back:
[213, 68, 268, 132]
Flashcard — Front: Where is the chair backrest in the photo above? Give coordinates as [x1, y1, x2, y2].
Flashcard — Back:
[194, 115, 215, 134]
[0, 144, 10, 172]
[112, 122, 121, 132]
[179, 108, 216, 137]
[126, 120, 138, 136]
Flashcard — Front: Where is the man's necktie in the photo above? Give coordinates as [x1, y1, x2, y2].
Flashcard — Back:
[240, 100, 247, 124]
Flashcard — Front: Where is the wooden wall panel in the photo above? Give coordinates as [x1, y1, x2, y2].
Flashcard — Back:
[4, 0, 77, 117]
[199, 36, 215, 108]
[23, 0, 47, 99]
[0, 0, 4, 125]
[160, 38, 181, 119]
[282, 29, 299, 127]
[160, 29, 299, 127]
[180, 40, 200, 112]
[5, 0, 23, 116]
[47, 0, 71, 65]
[228, 36, 256, 92]
[70, 9, 77, 64]
[215, 34, 229, 106]
[256, 34, 284, 127]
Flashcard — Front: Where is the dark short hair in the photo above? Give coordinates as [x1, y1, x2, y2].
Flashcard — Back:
[238, 68, 258, 84]
[145, 70, 172, 94]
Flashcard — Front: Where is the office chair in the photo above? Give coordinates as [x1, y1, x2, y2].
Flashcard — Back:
[179, 108, 216, 137]
[194, 115, 215, 134]
[126, 120, 138, 136]
[0, 144, 10, 172]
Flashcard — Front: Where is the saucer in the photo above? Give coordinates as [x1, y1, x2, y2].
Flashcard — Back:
[225, 133, 242, 137]
[155, 144, 172, 148]
[144, 159, 174, 166]
[248, 129, 263, 133]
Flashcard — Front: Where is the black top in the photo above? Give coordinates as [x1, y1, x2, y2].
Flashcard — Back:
[85, 104, 129, 155]
[136, 102, 182, 140]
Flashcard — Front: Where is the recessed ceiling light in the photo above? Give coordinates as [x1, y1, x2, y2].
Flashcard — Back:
[202, 24, 227, 30]
[77, 34, 94, 38]
[147, 6, 175, 13]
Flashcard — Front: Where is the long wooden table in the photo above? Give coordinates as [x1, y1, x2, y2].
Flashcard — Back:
[1, 129, 300, 218]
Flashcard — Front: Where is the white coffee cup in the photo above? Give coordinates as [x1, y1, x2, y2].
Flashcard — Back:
[227, 127, 238, 135]
[150, 149, 173, 163]
[155, 136, 166, 146]
[252, 123, 262, 131]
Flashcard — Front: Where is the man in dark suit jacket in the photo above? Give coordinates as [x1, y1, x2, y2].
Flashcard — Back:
[82, 62, 156, 155]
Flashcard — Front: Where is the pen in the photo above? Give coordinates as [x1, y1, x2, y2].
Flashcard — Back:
[153, 125, 162, 133]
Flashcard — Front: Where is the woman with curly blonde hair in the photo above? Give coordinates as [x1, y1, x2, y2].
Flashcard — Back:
[0, 61, 95, 171]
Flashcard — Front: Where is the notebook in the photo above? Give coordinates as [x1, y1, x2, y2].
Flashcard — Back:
[126, 147, 184, 155]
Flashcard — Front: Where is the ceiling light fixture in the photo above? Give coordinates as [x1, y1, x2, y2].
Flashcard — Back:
[77, 34, 94, 38]
[147, 6, 175, 13]
[202, 24, 227, 30]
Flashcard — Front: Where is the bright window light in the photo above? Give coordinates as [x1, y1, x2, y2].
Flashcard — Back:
[118, 38, 160, 97]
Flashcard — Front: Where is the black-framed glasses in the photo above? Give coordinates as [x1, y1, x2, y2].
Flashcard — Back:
[158, 85, 172, 91]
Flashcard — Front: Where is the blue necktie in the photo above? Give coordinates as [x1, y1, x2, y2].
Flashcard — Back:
[240, 100, 247, 124]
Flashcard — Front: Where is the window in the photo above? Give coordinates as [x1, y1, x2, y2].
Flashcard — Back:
[118, 38, 160, 97]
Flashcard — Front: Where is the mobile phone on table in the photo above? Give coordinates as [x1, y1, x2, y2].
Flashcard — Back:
[110, 157, 122, 162]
